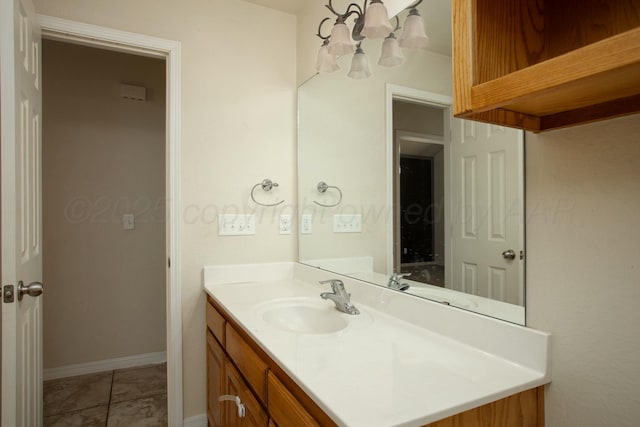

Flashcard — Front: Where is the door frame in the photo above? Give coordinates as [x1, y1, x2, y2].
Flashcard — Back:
[38, 15, 184, 425]
[385, 84, 452, 276]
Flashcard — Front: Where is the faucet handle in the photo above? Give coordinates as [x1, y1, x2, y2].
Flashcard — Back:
[391, 272, 411, 280]
[319, 279, 344, 293]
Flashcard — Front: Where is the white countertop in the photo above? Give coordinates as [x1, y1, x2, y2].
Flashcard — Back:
[348, 271, 525, 324]
[204, 262, 550, 427]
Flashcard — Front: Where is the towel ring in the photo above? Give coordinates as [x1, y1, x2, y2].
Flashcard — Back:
[313, 181, 342, 208]
[251, 179, 284, 207]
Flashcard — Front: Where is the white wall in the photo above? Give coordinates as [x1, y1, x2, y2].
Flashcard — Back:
[35, 0, 297, 418]
[526, 114, 640, 426]
[42, 40, 166, 368]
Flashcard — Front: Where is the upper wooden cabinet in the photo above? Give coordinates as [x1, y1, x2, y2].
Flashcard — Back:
[453, 0, 640, 132]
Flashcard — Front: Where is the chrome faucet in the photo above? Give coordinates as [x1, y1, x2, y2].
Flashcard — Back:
[319, 279, 360, 315]
[388, 273, 411, 291]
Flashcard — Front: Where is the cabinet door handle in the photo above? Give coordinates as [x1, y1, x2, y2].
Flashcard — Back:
[219, 394, 246, 418]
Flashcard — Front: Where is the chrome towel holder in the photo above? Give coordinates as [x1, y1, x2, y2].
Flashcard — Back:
[313, 181, 343, 207]
[251, 179, 284, 207]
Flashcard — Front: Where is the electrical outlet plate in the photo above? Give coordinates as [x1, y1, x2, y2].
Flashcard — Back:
[218, 214, 256, 236]
[333, 214, 362, 233]
[279, 214, 292, 235]
[123, 213, 135, 230]
[300, 214, 313, 234]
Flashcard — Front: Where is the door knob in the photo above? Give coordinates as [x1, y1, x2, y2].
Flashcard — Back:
[502, 249, 516, 261]
[17, 280, 44, 301]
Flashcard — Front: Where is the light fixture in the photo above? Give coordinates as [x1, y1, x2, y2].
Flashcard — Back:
[399, 1, 429, 50]
[315, 27, 340, 73]
[315, 0, 427, 78]
[328, 17, 355, 56]
[361, 0, 393, 39]
[378, 18, 404, 67]
[348, 43, 373, 79]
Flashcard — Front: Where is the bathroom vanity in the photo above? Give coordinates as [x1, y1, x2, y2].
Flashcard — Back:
[204, 262, 550, 427]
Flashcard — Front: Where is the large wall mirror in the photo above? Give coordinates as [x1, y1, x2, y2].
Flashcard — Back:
[298, 0, 525, 324]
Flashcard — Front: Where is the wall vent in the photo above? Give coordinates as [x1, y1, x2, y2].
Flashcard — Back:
[120, 83, 146, 101]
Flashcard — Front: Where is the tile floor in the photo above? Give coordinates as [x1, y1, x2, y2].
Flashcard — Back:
[44, 363, 167, 427]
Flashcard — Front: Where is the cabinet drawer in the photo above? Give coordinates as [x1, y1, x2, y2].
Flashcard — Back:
[206, 298, 226, 346]
[226, 324, 268, 404]
[267, 371, 319, 427]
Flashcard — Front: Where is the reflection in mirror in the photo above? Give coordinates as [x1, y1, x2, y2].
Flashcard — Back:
[392, 102, 446, 287]
[298, 1, 525, 324]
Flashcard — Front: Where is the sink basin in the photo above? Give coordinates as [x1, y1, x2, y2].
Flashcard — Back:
[259, 298, 349, 334]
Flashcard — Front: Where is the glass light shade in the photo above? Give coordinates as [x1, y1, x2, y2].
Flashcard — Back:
[378, 33, 404, 67]
[316, 41, 340, 73]
[361, 0, 393, 39]
[348, 46, 372, 79]
[328, 22, 354, 56]
[399, 10, 429, 50]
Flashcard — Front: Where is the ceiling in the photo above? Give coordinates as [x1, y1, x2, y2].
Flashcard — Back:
[242, 0, 452, 56]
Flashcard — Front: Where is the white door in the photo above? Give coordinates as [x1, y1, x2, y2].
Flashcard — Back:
[1, 0, 44, 425]
[449, 119, 524, 305]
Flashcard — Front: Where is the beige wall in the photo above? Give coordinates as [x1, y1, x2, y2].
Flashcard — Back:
[393, 100, 444, 136]
[35, 0, 297, 417]
[42, 40, 167, 368]
[526, 114, 640, 426]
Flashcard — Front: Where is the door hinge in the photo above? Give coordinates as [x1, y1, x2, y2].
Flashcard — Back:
[168, 257, 171, 268]
[3, 284, 15, 303]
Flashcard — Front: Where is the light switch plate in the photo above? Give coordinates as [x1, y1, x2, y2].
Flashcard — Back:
[218, 214, 256, 236]
[333, 214, 362, 233]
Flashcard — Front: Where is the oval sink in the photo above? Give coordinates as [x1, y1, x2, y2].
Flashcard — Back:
[260, 298, 349, 334]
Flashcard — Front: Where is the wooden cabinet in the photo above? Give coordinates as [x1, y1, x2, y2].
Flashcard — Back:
[224, 360, 268, 427]
[453, 0, 640, 132]
[423, 386, 544, 427]
[206, 331, 225, 427]
[267, 372, 319, 427]
[225, 324, 268, 404]
[206, 294, 544, 427]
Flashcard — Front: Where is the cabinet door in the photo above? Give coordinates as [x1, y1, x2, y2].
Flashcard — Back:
[226, 324, 268, 403]
[224, 360, 268, 427]
[267, 372, 319, 427]
[207, 331, 225, 427]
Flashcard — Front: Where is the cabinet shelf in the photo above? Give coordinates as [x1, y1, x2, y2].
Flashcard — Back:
[453, 0, 640, 132]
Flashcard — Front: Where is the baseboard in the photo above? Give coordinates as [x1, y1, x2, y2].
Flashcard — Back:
[43, 351, 167, 381]
[183, 414, 207, 427]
